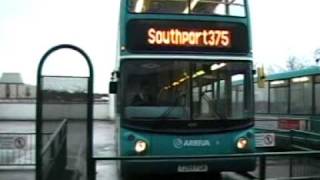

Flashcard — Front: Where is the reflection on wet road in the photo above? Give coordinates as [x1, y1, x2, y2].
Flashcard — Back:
[0, 120, 252, 180]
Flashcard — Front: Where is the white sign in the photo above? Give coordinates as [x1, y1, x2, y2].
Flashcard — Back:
[255, 133, 275, 147]
[0, 136, 27, 149]
[177, 164, 208, 173]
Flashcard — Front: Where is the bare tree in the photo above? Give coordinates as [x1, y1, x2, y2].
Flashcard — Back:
[314, 48, 320, 64]
[286, 56, 306, 71]
[261, 55, 314, 75]
[266, 64, 285, 74]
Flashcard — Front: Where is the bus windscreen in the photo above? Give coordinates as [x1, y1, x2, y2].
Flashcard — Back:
[121, 60, 253, 121]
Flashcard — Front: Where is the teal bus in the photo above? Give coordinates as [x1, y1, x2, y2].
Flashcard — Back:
[110, 0, 255, 176]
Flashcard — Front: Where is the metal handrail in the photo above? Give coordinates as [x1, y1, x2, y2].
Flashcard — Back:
[267, 176, 320, 180]
[0, 132, 36, 135]
[93, 151, 320, 180]
[255, 114, 320, 122]
[255, 116, 313, 121]
[255, 127, 290, 133]
[291, 129, 320, 137]
[41, 118, 67, 154]
[255, 128, 320, 138]
[256, 128, 320, 149]
[93, 151, 320, 161]
[0, 132, 51, 135]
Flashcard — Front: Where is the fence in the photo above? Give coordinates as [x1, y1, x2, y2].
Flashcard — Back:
[0, 133, 36, 166]
[255, 116, 312, 131]
[0, 101, 109, 120]
[253, 123, 320, 179]
[92, 151, 320, 180]
[91, 126, 320, 180]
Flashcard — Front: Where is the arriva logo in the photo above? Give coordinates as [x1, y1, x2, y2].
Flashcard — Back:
[173, 138, 211, 149]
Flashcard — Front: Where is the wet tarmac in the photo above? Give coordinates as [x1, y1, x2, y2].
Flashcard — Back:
[0, 120, 253, 180]
[1, 120, 320, 180]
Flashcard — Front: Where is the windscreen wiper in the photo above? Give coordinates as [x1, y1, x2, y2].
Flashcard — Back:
[156, 93, 185, 120]
[201, 92, 224, 119]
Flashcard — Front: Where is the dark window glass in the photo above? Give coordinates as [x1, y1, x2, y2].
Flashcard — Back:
[5, 84, 10, 98]
[26, 87, 31, 97]
[270, 80, 288, 114]
[255, 83, 268, 113]
[129, 0, 246, 17]
[121, 60, 253, 121]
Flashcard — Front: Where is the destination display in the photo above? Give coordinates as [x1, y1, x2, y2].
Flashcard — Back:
[126, 20, 249, 54]
[147, 28, 231, 48]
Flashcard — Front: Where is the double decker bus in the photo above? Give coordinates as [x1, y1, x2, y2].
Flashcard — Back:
[110, 0, 255, 176]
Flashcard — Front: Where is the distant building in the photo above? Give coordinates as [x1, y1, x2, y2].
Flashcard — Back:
[0, 73, 36, 99]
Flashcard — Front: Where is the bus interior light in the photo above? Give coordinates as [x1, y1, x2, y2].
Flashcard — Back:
[270, 80, 285, 85]
[135, 140, 148, 153]
[236, 137, 248, 149]
[134, 0, 144, 13]
[211, 63, 226, 71]
[172, 82, 180, 86]
[179, 78, 186, 83]
[292, 77, 309, 83]
[192, 70, 205, 78]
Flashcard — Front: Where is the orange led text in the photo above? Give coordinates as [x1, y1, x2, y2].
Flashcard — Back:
[147, 28, 231, 47]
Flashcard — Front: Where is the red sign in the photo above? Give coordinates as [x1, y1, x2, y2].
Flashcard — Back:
[278, 119, 300, 130]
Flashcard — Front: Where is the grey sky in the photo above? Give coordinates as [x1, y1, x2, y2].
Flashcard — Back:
[1, 0, 320, 93]
[250, 0, 320, 67]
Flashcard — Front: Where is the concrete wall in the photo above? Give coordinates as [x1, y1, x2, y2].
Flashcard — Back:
[0, 84, 5, 98]
[0, 102, 110, 120]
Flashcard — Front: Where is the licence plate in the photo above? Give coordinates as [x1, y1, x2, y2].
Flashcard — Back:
[177, 164, 208, 172]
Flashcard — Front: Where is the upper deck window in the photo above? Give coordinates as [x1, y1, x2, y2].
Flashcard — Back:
[129, 0, 246, 17]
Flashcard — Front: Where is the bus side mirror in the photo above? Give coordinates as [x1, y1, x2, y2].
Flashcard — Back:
[252, 69, 256, 75]
[257, 66, 266, 88]
[109, 81, 117, 94]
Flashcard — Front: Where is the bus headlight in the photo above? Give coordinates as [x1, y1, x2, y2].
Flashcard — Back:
[135, 140, 148, 153]
[236, 137, 248, 149]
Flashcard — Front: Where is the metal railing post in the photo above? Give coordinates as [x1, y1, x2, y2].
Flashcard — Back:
[93, 159, 96, 180]
[290, 129, 293, 147]
[259, 156, 266, 180]
[0, 133, 37, 166]
[289, 155, 293, 178]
